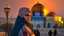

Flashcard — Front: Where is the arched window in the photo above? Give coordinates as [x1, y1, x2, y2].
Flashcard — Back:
[48, 23, 51, 28]
[36, 24, 41, 28]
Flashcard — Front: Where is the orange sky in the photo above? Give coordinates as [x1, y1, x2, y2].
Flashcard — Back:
[0, 0, 64, 18]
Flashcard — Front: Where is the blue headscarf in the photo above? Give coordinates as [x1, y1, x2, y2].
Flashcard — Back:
[10, 7, 31, 36]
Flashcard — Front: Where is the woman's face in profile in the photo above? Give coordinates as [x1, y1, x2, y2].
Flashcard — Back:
[24, 12, 32, 22]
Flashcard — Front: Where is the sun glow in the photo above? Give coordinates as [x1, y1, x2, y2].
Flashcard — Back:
[43, 8, 48, 17]
[54, 16, 62, 22]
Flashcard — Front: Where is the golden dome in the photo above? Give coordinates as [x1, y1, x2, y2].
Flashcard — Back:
[31, 2, 44, 12]
[47, 11, 56, 17]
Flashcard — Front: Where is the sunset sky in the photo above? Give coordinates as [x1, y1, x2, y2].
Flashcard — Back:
[0, 0, 64, 18]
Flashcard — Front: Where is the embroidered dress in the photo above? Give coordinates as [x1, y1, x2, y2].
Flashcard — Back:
[18, 25, 35, 36]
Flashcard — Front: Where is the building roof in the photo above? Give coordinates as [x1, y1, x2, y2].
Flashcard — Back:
[47, 11, 56, 17]
[31, 2, 44, 12]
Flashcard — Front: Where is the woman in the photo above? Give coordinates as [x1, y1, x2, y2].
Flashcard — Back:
[10, 7, 35, 36]
[48, 30, 53, 36]
[53, 29, 57, 36]
[33, 29, 40, 36]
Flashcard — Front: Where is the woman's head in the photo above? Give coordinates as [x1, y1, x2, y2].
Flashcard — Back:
[24, 12, 32, 22]
[18, 7, 32, 22]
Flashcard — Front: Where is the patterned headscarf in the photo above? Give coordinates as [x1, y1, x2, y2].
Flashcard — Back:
[18, 7, 31, 17]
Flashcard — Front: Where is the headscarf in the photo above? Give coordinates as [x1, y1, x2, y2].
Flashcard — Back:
[10, 7, 31, 36]
[18, 7, 31, 17]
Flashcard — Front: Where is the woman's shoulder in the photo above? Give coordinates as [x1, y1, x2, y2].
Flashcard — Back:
[18, 26, 28, 36]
